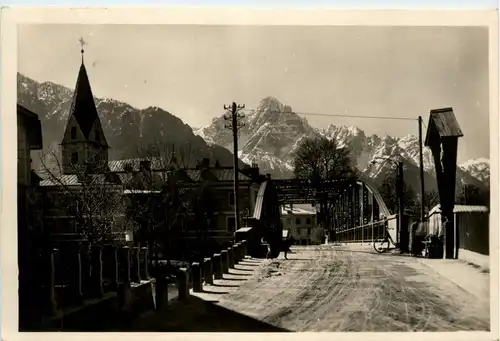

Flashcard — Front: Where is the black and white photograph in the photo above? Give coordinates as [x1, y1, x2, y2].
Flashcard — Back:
[2, 7, 498, 338]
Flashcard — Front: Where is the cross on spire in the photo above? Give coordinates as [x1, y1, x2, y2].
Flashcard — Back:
[78, 37, 87, 63]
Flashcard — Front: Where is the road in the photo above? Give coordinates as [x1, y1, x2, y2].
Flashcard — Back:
[190, 244, 490, 332]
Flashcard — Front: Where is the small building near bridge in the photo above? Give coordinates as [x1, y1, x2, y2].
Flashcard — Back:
[281, 205, 322, 245]
[427, 204, 489, 258]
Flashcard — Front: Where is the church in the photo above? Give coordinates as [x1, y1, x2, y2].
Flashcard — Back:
[39, 47, 126, 244]
[38, 45, 262, 258]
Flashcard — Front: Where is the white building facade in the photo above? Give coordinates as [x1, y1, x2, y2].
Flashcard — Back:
[281, 205, 323, 245]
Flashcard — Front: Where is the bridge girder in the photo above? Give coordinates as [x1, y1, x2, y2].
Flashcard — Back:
[273, 178, 356, 205]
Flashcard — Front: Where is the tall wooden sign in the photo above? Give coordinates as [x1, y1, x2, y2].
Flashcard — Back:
[424, 107, 463, 259]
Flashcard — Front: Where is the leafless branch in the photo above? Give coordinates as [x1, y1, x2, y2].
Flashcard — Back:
[39, 147, 124, 249]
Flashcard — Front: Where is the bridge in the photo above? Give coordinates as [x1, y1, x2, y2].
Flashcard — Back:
[132, 108, 489, 332]
[246, 175, 401, 254]
[133, 175, 490, 332]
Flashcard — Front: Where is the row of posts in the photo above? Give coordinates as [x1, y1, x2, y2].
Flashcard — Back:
[46, 240, 248, 315]
[46, 245, 150, 315]
[174, 240, 248, 301]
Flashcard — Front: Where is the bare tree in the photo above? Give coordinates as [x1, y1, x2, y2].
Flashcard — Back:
[422, 189, 440, 215]
[182, 180, 216, 260]
[457, 184, 490, 207]
[125, 140, 211, 264]
[39, 147, 126, 251]
[133, 138, 200, 172]
[378, 168, 419, 216]
[293, 136, 358, 234]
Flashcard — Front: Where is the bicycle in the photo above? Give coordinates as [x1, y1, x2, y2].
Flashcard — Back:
[372, 233, 397, 254]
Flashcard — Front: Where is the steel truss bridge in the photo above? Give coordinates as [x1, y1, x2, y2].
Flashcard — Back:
[257, 177, 398, 244]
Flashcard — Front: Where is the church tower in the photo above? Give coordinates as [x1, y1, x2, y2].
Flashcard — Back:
[61, 40, 109, 175]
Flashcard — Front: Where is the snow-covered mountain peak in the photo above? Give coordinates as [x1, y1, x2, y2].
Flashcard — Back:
[191, 95, 488, 191]
[257, 96, 285, 112]
[322, 124, 365, 140]
[460, 157, 490, 169]
[459, 158, 490, 183]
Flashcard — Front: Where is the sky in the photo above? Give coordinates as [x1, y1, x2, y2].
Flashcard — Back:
[18, 24, 491, 163]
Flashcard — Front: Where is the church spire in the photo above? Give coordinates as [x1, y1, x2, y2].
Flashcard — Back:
[63, 38, 108, 145]
[60, 39, 109, 175]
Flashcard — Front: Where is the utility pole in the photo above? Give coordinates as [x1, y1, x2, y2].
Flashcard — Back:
[418, 116, 426, 222]
[397, 161, 405, 250]
[224, 102, 245, 233]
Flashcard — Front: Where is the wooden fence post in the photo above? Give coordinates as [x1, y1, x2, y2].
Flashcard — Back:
[212, 254, 222, 280]
[177, 268, 190, 300]
[203, 258, 213, 285]
[191, 262, 203, 293]
[233, 244, 240, 264]
[241, 240, 248, 257]
[103, 245, 119, 292]
[221, 250, 229, 274]
[155, 275, 168, 311]
[130, 247, 141, 284]
[119, 247, 131, 284]
[227, 247, 235, 269]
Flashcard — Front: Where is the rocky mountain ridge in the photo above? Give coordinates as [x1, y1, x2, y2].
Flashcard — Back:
[195, 97, 489, 192]
[17, 73, 242, 171]
[18, 74, 489, 195]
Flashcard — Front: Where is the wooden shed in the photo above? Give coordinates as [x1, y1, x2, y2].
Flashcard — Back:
[427, 204, 489, 256]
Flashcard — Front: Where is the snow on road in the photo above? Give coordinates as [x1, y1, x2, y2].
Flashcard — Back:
[192, 244, 490, 332]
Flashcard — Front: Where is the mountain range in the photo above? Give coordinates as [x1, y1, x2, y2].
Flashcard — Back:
[195, 96, 490, 193]
[17, 73, 243, 171]
[18, 74, 489, 198]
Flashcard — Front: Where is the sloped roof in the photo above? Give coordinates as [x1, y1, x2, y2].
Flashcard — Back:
[425, 108, 464, 146]
[116, 173, 133, 184]
[40, 173, 121, 187]
[214, 169, 251, 182]
[68, 63, 101, 140]
[281, 206, 316, 216]
[108, 158, 169, 172]
[428, 204, 489, 215]
[109, 156, 254, 185]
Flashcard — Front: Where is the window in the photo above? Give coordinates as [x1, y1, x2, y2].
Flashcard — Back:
[71, 152, 79, 164]
[229, 192, 235, 206]
[227, 216, 236, 232]
[306, 218, 311, 225]
[295, 218, 300, 225]
[71, 127, 77, 140]
[95, 131, 101, 143]
[69, 219, 78, 234]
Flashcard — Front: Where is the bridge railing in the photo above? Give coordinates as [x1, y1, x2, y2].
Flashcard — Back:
[335, 216, 398, 244]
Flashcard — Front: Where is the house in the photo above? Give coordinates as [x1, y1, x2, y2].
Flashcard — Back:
[427, 204, 489, 258]
[18, 104, 43, 236]
[280, 205, 322, 245]
[17, 104, 44, 329]
[112, 157, 262, 259]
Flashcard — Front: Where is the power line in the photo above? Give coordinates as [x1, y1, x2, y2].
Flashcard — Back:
[241, 108, 418, 122]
